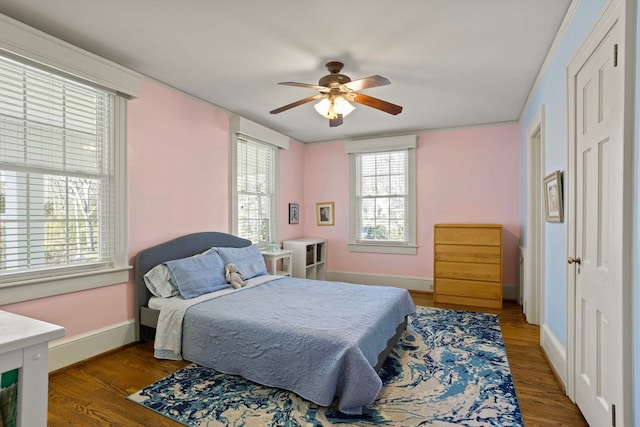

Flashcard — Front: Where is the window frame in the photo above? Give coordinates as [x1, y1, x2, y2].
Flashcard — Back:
[1, 93, 130, 304]
[230, 134, 280, 246]
[346, 135, 417, 255]
[229, 116, 289, 247]
[0, 15, 141, 304]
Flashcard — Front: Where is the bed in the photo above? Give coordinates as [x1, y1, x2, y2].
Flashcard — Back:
[135, 232, 416, 414]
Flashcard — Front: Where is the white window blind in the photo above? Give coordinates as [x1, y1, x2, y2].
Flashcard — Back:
[235, 136, 275, 245]
[0, 55, 115, 281]
[355, 150, 409, 243]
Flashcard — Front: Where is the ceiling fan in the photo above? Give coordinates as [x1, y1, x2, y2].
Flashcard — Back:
[270, 61, 403, 127]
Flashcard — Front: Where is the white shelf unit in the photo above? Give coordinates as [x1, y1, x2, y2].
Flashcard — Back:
[283, 238, 327, 280]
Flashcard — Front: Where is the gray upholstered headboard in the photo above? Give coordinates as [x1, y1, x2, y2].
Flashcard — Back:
[134, 231, 251, 341]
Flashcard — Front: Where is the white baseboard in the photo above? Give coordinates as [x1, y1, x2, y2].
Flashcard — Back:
[327, 270, 518, 301]
[541, 322, 567, 389]
[327, 270, 433, 292]
[48, 319, 136, 372]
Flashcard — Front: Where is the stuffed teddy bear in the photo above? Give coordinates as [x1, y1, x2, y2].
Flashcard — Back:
[225, 263, 246, 289]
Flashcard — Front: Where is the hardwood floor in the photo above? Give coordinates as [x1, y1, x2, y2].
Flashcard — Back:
[47, 292, 588, 426]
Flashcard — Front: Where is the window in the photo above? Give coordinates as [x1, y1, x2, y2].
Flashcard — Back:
[229, 117, 288, 246]
[0, 54, 127, 286]
[232, 136, 278, 245]
[346, 136, 417, 254]
[0, 16, 139, 304]
[356, 150, 408, 240]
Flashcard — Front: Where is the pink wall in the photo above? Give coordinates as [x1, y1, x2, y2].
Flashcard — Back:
[0, 284, 131, 338]
[127, 80, 231, 257]
[302, 124, 520, 287]
[302, 142, 350, 251]
[420, 125, 520, 285]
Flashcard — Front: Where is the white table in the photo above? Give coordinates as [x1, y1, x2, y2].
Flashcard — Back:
[0, 311, 65, 426]
[261, 249, 293, 277]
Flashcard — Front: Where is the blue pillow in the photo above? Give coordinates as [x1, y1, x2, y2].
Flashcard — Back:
[216, 245, 268, 280]
[164, 253, 229, 299]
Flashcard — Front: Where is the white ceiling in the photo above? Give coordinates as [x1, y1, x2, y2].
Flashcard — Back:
[0, 0, 571, 143]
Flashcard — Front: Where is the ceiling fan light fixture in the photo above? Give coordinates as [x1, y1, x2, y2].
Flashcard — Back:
[314, 98, 333, 118]
[333, 96, 355, 116]
[314, 96, 355, 120]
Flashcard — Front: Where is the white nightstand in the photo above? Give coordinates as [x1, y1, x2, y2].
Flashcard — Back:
[261, 249, 293, 277]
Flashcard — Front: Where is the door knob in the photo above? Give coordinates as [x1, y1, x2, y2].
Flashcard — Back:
[568, 257, 582, 265]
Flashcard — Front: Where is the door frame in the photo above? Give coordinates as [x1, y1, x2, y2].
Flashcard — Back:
[525, 104, 545, 325]
[565, 0, 633, 423]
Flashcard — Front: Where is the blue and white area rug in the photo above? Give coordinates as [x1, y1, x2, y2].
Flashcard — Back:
[128, 307, 524, 426]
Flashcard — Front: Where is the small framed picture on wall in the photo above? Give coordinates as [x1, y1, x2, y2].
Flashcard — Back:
[543, 170, 563, 222]
[316, 202, 334, 226]
[289, 203, 299, 224]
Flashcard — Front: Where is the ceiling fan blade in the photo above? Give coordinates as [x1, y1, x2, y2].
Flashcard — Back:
[270, 94, 325, 114]
[329, 114, 343, 127]
[351, 93, 403, 115]
[278, 82, 329, 92]
[342, 75, 390, 92]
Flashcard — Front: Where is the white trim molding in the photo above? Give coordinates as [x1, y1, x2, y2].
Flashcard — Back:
[524, 103, 546, 326]
[0, 267, 131, 305]
[229, 116, 289, 149]
[48, 319, 136, 372]
[346, 242, 418, 255]
[344, 135, 417, 154]
[328, 270, 433, 292]
[541, 323, 567, 390]
[0, 13, 142, 97]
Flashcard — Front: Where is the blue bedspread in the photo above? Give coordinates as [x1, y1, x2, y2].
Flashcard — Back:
[181, 277, 415, 414]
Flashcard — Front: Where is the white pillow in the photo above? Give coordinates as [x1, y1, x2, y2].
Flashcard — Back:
[144, 264, 178, 298]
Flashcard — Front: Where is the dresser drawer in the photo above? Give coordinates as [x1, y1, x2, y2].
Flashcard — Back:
[435, 278, 502, 299]
[434, 293, 503, 309]
[434, 226, 501, 246]
[435, 260, 501, 282]
[435, 244, 501, 264]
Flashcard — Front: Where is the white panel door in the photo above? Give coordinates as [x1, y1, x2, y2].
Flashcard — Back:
[573, 18, 623, 427]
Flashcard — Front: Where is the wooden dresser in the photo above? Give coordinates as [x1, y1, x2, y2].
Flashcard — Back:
[433, 224, 503, 309]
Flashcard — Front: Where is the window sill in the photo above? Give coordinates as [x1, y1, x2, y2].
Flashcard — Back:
[348, 243, 417, 255]
[0, 266, 132, 305]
